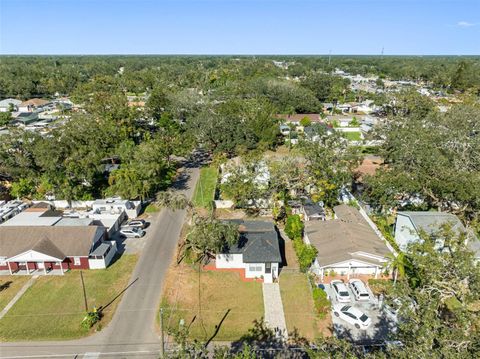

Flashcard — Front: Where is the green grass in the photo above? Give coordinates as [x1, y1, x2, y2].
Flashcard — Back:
[280, 272, 329, 340]
[0, 276, 30, 310]
[192, 166, 218, 209]
[0, 255, 137, 341]
[144, 203, 160, 213]
[344, 131, 362, 141]
[161, 266, 263, 341]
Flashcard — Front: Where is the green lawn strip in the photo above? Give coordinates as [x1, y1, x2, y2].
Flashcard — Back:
[0, 255, 137, 341]
[0, 276, 31, 310]
[279, 272, 321, 340]
[192, 166, 218, 208]
[161, 268, 263, 341]
[344, 131, 362, 141]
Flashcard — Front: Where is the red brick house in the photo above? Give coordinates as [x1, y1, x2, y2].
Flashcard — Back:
[0, 226, 116, 274]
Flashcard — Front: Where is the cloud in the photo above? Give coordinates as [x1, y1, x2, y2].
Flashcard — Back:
[457, 21, 475, 27]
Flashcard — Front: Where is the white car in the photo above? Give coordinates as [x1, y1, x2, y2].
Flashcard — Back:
[331, 280, 351, 303]
[333, 304, 372, 329]
[348, 279, 370, 301]
[125, 219, 146, 228]
[119, 227, 145, 238]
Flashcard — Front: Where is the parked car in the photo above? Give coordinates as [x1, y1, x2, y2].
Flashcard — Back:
[332, 304, 372, 329]
[120, 226, 145, 238]
[331, 280, 351, 303]
[348, 279, 370, 301]
[125, 219, 146, 228]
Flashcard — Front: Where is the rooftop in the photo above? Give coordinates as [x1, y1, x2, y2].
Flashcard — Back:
[306, 204, 391, 267]
[224, 220, 282, 263]
[0, 226, 104, 258]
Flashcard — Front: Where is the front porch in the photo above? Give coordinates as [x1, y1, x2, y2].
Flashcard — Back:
[0, 267, 67, 276]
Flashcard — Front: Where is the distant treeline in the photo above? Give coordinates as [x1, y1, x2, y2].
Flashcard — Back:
[0, 55, 479, 99]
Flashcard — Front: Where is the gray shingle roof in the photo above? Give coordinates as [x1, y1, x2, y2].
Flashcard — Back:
[224, 220, 281, 263]
[306, 205, 391, 267]
[398, 211, 480, 257]
[398, 211, 465, 235]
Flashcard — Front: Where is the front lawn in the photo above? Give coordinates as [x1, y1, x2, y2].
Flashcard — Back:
[0, 255, 138, 341]
[0, 276, 30, 310]
[192, 166, 218, 209]
[161, 264, 264, 341]
[344, 131, 362, 141]
[279, 272, 332, 340]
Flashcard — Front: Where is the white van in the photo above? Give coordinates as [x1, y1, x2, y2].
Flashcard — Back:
[348, 279, 370, 301]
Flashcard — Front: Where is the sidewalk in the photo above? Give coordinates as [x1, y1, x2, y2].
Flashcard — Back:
[0, 275, 38, 320]
[262, 283, 288, 339]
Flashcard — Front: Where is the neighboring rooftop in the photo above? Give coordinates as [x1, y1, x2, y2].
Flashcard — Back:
[398, 211, 480, 257]
[1, 210, 62, 226]
[306, 204, 391, 267]
[19, 98, 50, 107]
[0, 226, 103, 258]
[0, 98, 22, 108]
[398, 211, 465, 235]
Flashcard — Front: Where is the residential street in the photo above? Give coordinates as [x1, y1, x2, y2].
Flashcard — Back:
[0, 164, 199, 359]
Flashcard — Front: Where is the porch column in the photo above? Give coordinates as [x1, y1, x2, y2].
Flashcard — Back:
[59, 261, 64, 275]
[374, 266, 378, 279]
[7, 261, 12, 275]
[320, 268, 324, 281]
[26, 262, 30, 275]
[347, 263, 351, 280]
[43, 262, 47, 275]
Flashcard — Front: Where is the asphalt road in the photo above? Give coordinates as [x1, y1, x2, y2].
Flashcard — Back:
[0, 164, 199, 359]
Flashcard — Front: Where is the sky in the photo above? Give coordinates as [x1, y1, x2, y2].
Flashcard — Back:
[0, 0, 479, 55]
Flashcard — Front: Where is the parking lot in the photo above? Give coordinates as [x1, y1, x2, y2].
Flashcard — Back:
[324, 280, 397, 343]
[111, 218, 152, 255]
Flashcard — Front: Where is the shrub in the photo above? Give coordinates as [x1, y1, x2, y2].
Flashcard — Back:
[312, 287, 330, 319]
[300, 116, 312, 127]
[81, 307, 101, 329]
[285, 214, 304, 240]
[292, 238, 317, 272]
[368, 279, 394, 296]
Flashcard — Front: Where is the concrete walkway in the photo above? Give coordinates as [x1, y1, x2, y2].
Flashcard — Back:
[0, 275, 38, 320]
[262, 283, 288, 340]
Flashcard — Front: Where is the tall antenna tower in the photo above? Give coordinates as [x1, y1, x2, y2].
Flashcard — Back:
[328, 50, 331, 66]
[381, 46, 384, 59]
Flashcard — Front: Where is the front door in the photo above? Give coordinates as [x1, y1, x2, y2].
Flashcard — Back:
[37, 262, 44, 269]
[265, 262, 271, 274]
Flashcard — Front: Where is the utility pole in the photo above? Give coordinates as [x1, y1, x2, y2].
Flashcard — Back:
[80, 271, 88, 312]
[160, 308, 165, 357]
[381, 46, 384, 60]
[328, 49, 332, 66]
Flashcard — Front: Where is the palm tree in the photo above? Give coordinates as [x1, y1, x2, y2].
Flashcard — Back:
[155, 190, 193, 212]
[387, 252, 409, 285]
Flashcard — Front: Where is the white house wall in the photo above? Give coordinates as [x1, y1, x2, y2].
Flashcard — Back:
[311, 258, 382, 276]
[394, 215, 419, 250]
[88, 241, 117, 269]
[215, 254, 244, 268]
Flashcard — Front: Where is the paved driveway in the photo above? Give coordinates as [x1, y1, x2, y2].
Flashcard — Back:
[0, 164, 199, 359]
[324, 282, 396, 343]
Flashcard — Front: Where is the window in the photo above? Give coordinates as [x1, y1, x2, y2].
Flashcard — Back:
[249, 265, 262, 272]
[74, 257, 81, 266]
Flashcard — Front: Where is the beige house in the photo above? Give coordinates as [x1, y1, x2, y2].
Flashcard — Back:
[305, 204, 392, 280]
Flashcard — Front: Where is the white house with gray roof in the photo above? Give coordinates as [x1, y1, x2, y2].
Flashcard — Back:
[394, 211, 480, 258]
[215, 220, 282, 283]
